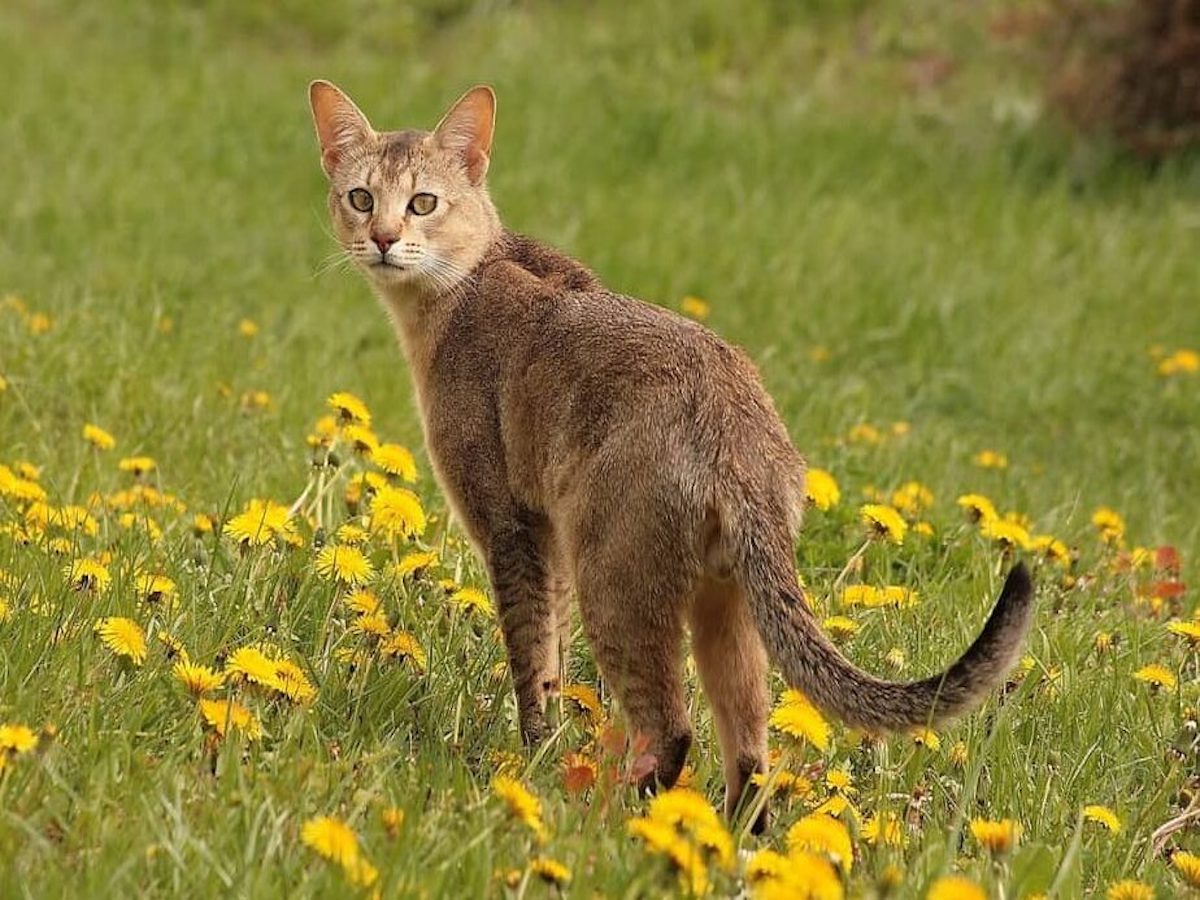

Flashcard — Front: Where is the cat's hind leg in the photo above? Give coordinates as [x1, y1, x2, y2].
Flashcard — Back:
[690, 576, 771, 832]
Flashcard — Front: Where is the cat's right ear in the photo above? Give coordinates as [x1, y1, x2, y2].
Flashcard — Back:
[309, 80, 374, 177]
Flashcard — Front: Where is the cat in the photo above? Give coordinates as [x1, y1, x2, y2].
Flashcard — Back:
[308, 80, 1035, 830]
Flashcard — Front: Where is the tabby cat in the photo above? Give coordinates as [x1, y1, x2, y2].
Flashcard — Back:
[308, 81, 1035, 829]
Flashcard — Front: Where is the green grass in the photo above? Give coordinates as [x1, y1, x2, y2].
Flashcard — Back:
[1, 0, 1198, 896]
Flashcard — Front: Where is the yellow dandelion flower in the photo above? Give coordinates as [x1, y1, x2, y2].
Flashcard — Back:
[928, 875, 986, 900]
[345, 590, 382, 616]
[222, 499, 298, 547]
[369, 485, 426, 540]
[173, 661, 226, 696]
[825, 767, 856, 795]
[892, 480, 934, 517]
[136, 573, 177, 604]
[862, 810, 906, 847]
[823, 615, 859, 641]
[756, 851, 843, 900]
[1167, 620, 1200, 644]
[327, 391, 371, 425]
[647, 788, 733, 869]
[957, 493, 998, 523]
[805, 468, 841, 511]
[350, 612, 391, 639]
[885, 647, 907, 671]
[911, 727, 940, 750]
[0, 465, 46, 503]
[342, 424, 379, 456]
[225, 646, 283, 691]
[118, 456, 157, 477]
[746, 847, 789, 883]
[82, 423, 116, 450]
[1172, 851, 1200, 889]
[969, 817, 1021, 854]
[237, 318, 258, 338]
[1091, 506, 1126, 545]
[271, 659, 316, 704]
[1082, 805, 1121, 834]
[972, 449, 1008, 469]
[530, 856, 571, 886]
[492, 776, 548, 841]
[48, 504, 100, 536]
[94, 617, 147, 665]
[1133, 664, 1176, 691]
[0, 724, 38, 754]
[786, 813, 853, 873]
[451, 586, 494, 617]
[860, 504, 907, 544]
[198, 698, 262, 740]
[391, 549, 439, 579]
[562, 683, 603, 721]
[770, 689, 831, 751]
[1030, 534, 1071, 567]
[1106, 880, 1154, 900]
[64, 557, 111, 593]
[811, 793, 858, 819]
[381, 631, 427, 672]
[371, 443, 418, 482]
[626, 817, 709, 895]
[1158, 348, 1200, 376]
[300, 816, 378, 887]
[980, 517, 1031, 550]
[679, 296, 710, 320]
[334, 522, 369, 545]
[314, 544, 375, 587]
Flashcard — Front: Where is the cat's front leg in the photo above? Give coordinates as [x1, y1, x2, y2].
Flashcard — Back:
[487, 520, 556, 745]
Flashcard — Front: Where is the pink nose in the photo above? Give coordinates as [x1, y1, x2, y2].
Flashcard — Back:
[372, 234, 396, 254]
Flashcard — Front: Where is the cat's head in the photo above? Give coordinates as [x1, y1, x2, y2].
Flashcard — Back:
[309, 81, 501, 296]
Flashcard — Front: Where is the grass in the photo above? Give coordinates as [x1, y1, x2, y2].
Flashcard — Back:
[1, 0, 1198, 896]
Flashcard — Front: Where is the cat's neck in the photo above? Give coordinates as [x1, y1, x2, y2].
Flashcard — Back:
[378, 230, 504, 371]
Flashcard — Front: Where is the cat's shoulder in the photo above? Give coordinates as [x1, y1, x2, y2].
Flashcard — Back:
[478, 231, 601, 296]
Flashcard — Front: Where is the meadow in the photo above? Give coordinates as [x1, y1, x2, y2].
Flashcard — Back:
[1, 0, 1199, 896]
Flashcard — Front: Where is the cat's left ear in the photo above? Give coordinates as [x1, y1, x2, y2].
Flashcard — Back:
[432, 85, 496, 184]
[309, 80, 375, 177]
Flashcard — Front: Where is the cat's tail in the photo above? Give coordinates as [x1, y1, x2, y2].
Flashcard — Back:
[730, 517, 1034, 732]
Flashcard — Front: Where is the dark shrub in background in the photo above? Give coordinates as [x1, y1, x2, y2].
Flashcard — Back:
[1041, 0, 1200, 161]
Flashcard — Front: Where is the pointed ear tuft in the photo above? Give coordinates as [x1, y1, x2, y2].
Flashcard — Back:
[432, 85, 496, 184]
[309, 80, 374, 177]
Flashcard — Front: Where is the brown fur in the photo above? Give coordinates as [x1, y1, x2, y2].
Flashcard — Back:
[308, 81, 1036, 828]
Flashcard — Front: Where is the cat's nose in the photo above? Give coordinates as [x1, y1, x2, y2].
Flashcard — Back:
[371, 234, 397, 254]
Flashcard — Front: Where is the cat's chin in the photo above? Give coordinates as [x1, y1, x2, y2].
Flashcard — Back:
[364, 261, 417, 287]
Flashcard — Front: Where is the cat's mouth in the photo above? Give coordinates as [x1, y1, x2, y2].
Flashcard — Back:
[370, 259, 407, 272]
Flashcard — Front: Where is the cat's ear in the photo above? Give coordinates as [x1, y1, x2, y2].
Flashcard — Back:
[432, 85, 496, 184]
[309, 80, 374, 177]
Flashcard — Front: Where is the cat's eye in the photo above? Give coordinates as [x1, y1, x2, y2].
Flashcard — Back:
[409, 193, 438, 216]
[347, 188, 373, 213]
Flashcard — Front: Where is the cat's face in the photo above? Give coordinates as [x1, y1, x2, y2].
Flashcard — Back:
[310, 83, 500, 296]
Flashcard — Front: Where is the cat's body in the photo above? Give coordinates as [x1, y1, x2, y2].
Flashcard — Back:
[309, 82, 1035, 829]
